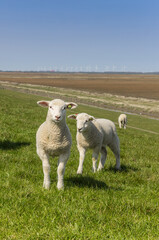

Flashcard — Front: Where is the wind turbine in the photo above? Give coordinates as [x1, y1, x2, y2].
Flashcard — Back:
[79, 65, 83, 72]
[104, 65, 110, 72]
[70, 66, 74, 72]
[112, 65, 116, 72]
[122, 65, 127, 72]
[95, 65, 98, 72]
[87, 65, 91, 72]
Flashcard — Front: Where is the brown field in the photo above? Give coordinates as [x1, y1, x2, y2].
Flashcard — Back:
[0, 71, 159, 100]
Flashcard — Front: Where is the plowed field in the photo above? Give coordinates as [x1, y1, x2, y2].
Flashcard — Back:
[0, 72, 159, 100]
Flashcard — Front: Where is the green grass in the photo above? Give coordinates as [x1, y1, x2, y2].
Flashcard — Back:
[0, 89, 159, 240]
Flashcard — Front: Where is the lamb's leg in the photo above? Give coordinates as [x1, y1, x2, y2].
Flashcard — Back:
[108, 136, 121, 170]
[57, 152, 70, 190]
[119, 121, 122, 128]
[92, 148, 100, 172]
[97, 146, 107, 171]
[37, 149, 50, 189]
[77, 146, 86, 174]
[124, 120, 127, 129]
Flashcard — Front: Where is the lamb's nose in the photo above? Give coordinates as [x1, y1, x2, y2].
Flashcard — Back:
[55, 115, 61, 120]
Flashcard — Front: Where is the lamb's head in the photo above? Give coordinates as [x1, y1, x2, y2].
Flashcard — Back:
[68, 113, 95, 132]
[37, 99, 78, 123]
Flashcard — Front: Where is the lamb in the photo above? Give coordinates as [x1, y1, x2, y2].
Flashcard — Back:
[36, 99, 77, 190]
[68, 113, 120, 174]
[118, 114, 127, 129]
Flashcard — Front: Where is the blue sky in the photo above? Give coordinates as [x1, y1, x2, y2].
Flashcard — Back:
[0, 0, 159, 72]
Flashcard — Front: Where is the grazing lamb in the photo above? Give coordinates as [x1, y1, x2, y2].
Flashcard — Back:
[36, 99, 77, 190]
[118, 114, 127, 129]
[68, 113, 120, 174]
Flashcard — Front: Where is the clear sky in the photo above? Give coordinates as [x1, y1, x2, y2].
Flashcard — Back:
[0, 0, 159, 72]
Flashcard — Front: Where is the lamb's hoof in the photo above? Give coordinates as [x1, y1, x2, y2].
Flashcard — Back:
[77, 169, 83, 174]
[57, 183, 64, 190]
[115, 166, 121, 171]
[43, 182, 50, 189]
[97, 167, 103, 171]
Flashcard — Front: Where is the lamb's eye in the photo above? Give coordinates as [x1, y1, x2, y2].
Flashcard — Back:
[85, 120, 88, 123]
[62, 106, 66, 110]
[50, 106, 53, 109]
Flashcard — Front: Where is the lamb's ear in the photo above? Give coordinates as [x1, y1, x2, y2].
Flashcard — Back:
[37, 101, 50, 108]
[66, 102, 78, 109]
[68, 114, 77, 120]
[89, 115, 95, 121]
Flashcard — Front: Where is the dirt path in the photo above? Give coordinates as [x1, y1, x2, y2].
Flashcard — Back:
[114, 123, 159, 135]
[1, 80, 159, 120]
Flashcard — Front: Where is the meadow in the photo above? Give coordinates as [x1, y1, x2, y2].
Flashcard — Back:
[0, 89, 159, 240]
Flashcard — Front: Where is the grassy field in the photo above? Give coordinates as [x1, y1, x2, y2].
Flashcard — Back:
[0, 89, 159, 240]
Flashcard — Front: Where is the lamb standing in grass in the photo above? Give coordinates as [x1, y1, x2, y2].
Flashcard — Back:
[36, 99, 77, 190]
[68, 113, 120, 174]
[118, 114, 127, 129]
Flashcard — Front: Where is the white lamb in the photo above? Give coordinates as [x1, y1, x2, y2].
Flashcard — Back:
[68, 113, 120, 174]
[118, 114, 127, 129]
[36, 99, 77, 190]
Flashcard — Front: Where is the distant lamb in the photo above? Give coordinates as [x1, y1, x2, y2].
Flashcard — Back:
[118, 114, 127, 129]
[36, 99, 77, 190]
[68, 113, 120, 174]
